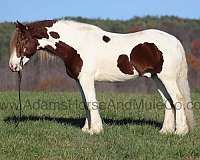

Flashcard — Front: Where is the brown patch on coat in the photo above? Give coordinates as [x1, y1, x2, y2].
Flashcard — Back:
[43, 41, 83, 79]
[10, 20, 57, 58]
[43, 45, 54, 52]
[117, 42, 163, 76]
[117, 55, 134, 75]
[26, 20, 57, 39]
[131, 42, 163, 75]
[50, 31, 60, 39]
[103, 35, 111, 43]
[10, 30, 39, 58]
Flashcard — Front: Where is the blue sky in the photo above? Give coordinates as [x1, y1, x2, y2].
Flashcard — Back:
[0, 0, 200, 22]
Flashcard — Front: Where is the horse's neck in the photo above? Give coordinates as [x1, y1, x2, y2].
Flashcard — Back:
[37, 21, 86, 50]
[37, 20, 104, 60]
[37, 32, 78, 63]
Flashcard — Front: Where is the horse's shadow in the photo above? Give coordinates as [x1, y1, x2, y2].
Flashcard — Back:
[4, 115, 162, 129]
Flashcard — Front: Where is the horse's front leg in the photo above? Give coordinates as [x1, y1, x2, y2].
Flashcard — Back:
[77, 75, 103, 135]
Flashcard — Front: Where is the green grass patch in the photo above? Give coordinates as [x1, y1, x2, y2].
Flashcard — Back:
[0, 91, 199, 160]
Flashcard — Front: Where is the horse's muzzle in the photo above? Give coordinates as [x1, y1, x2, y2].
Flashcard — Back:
[9, 63, 22, 72]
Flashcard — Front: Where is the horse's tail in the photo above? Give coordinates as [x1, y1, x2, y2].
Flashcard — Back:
[177, 42, 194, 131]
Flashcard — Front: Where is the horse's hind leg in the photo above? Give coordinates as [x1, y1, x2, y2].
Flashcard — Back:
[156, 74, 192, 135]
[176, 57, 194, 131]
[177, 76, 194, 131]
[152, 75, 175, 133]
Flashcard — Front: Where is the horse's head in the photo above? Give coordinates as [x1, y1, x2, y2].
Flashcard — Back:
[9, 21, 38, 72]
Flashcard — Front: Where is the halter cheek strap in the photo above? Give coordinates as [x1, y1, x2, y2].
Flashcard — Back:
[20, 57, 24, 69]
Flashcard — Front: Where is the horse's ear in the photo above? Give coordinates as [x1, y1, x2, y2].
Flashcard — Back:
[16, 21, 28, 32]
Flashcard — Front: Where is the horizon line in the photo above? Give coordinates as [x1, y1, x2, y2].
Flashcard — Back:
[0, 14, 200, 23]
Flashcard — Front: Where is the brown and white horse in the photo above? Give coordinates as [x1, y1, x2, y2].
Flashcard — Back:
[9, 20, 194, 135]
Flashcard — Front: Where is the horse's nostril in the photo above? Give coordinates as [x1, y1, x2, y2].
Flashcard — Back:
[9, 64, 13, 70]
[9, 64, 15, 72]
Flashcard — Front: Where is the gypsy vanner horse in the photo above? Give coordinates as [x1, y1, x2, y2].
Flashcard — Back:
[9, 20, 194, 135]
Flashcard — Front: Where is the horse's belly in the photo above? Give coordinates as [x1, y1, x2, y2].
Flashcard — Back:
[94, 67, 138, 82]
[94, 51, 138, 82]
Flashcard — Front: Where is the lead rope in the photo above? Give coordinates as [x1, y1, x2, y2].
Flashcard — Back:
[15, 58, 23, 127]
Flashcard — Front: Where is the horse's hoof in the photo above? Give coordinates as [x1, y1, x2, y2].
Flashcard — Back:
[159, 128, 175, 134]
[82, 126, 89, 132]
[175, 127, 189, 135]
[82, 126, 103, 135]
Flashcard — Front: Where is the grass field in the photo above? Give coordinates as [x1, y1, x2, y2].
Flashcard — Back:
[0, 91, 199, 160]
